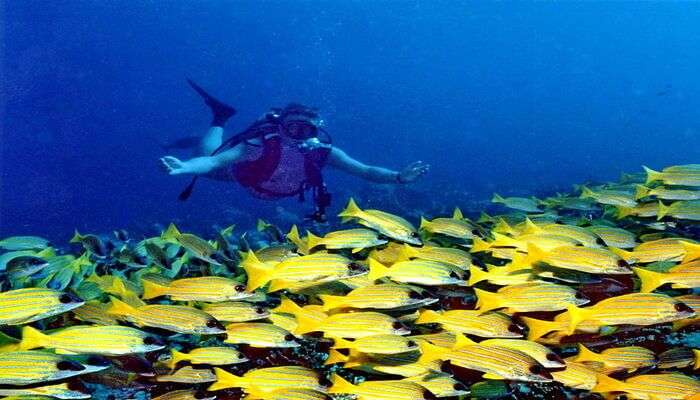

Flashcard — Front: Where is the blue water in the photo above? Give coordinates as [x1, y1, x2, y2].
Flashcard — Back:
[3, 1, 700, 242]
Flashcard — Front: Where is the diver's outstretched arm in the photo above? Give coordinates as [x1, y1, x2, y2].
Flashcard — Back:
[160, 144, 246, 175]
[327, 147, 429, 184]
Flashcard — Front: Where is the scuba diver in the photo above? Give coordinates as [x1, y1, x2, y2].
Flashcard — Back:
[159, 80, 429, 222]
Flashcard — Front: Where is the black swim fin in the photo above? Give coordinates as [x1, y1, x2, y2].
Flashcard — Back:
[186, 78, 237, 126]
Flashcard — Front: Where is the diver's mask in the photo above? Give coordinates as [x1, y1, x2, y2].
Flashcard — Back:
[281, 118, 318, 140]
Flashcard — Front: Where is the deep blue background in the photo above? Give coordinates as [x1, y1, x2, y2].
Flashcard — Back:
[3, 1, 700, 242]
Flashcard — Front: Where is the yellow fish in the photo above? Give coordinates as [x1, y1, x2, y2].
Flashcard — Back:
[525, 244, 631, 275]
[20, 325, 165, 355]
[467, 262, 534, 286]
[644, 165, 700, 186]
[71, 300, 119, 326]
[403, 373, 469, 398]
[224, 322, 299, 348]
[633, 262, 700, 292]
[468, 337, 565, 369]
[339, 198, 421, 245]
[635, 185, 700, 201]
[333, 335, 418, 355]
[520, 313, 602, 341]
[142, 276, 251, 302]
[0, 351, 108, 385]
[416, 309, 523, 338]
[107, 297, 225, 335]
[328, 374, 431, 400]
[594, 372, 700, 400]
[156, 366, 216, 384]
[658, 200, 700, 221]
[420, 209, 476, 240]
[243, 251, 365, 292]
[672, 294, 700, 331]
[492, 194, 542, 212]
[209, 366, 325, 393]
[521, 219, 604, 248]
[611, 238, 694, 263]
[475, 282, 588, 313]
[566, 293, 695, 334]
[306, 228, 387, 253]
[165, 346, 247, 370]
[247, 388, 329, 400]
[587, 225, 637, 248]
[573, 344, 656, 372]
[399, 244, 472, 270]
[550, 361, 598, 390]
[0, 235, 50, 251]
[201, 301, 270, 323]
[161, 223, 221, 265]
[319, 283, 435, 311]
[616, 201, 660, 219]
[419, 341, 552, 382]
[272, 296, 328, 335]
[0, 288, 84, 325]
[580, 186, 637, 207]
[296, 311, 410, 338]
[0, 382, 90, 399]
[368, 258, 464, 286]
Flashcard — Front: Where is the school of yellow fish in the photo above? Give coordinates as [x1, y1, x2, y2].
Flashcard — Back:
[0, 164, 699, 400]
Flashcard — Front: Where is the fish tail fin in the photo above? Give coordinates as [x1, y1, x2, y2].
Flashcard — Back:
[521, 316, 560, 341]
[593, 373, 626, 394]
[208, 367, 243, 391]
[339, 198, 362, 222]
[240, 252, 272, 291]
[474, 288, 501, 312]
[491, 193, 505, 204]
[161, 223, 181, 241]
[19, 326, 49, 350]
[332, 337, 354, 350]
[319, 294, 345, 311]
[69, 230, 83, 244]
[693, 349, 700, 369]
[522, 217, 542, 234]
[468, 266, 490, 286]
[453, 207, 464, 220]
[566, 303, 590, 335]
[106, 295, 136, 317]
[324, 349, 349, 365]
[419, 217, 432, 231]
[256, 219, 270, 232]
[634, 185, 651, 200]
[367, 257, 390, 281]
[166, 349, 185, 370]
[417, 341, 448, 363]
[579, 186, 595, 199]
[305, 230, 322, 250]
[141, 279, 169, 300]
[574, 344, 601, 363]
[397, 244, 419, 261]
[494, 218, 515, 234]
[682, 241, 700, 264]
[609, 247, 634, 262]
[274, 296, 303, 316]
[615, 206, 634, 219]
[267, 279, 290, 293]
[524, 243, 546, 266]
[415, 309, 442, 324]
[328, 374, 357, 395]
[453, 333, 477, 349]
[470, 237, 492, 253]
[643, 165, 663, 185]
[657, 201, 670, 220]
[477, 212, 494, 223]
[632, 267, 666, 293]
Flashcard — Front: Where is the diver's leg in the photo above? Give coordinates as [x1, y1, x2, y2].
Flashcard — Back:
[201, 126, 224, 155]
[187, 79, 236, 154]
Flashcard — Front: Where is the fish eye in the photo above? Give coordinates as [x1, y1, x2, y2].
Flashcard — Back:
[57, 360, 85, 371]
[449, 271, 461, 279]
[348, 262, 361, 271]
[529, 364, 544, 374]
[392, 321, 404, 330]
[574, 292, 585, 300]
[407, 340, 417, 347]
[410, 232, 419, 238]
[206, 319, 223, 329]
[193, 390, 210, 400]
[284, 334, 295, 341]
[86, 356, 110, 367]
[508, 323, 523, 334]
[595, 237, 606, 246]
[453, 383, 467, 391]
[408, 291, 422, 299]
[255, 306, 266, 314]
[471, 229, 480, 236]
[674, 302, 693, 313]
[59, 293, 78, 304]
[546, 353, 563, 363]
[318, 376, 332, 387]
[234, 284, 246, 292]
[617, 259, 629, 268]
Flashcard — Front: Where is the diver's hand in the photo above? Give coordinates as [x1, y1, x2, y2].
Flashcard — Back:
[160, 156, 189, 175]
[398, 161, 430, 183]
